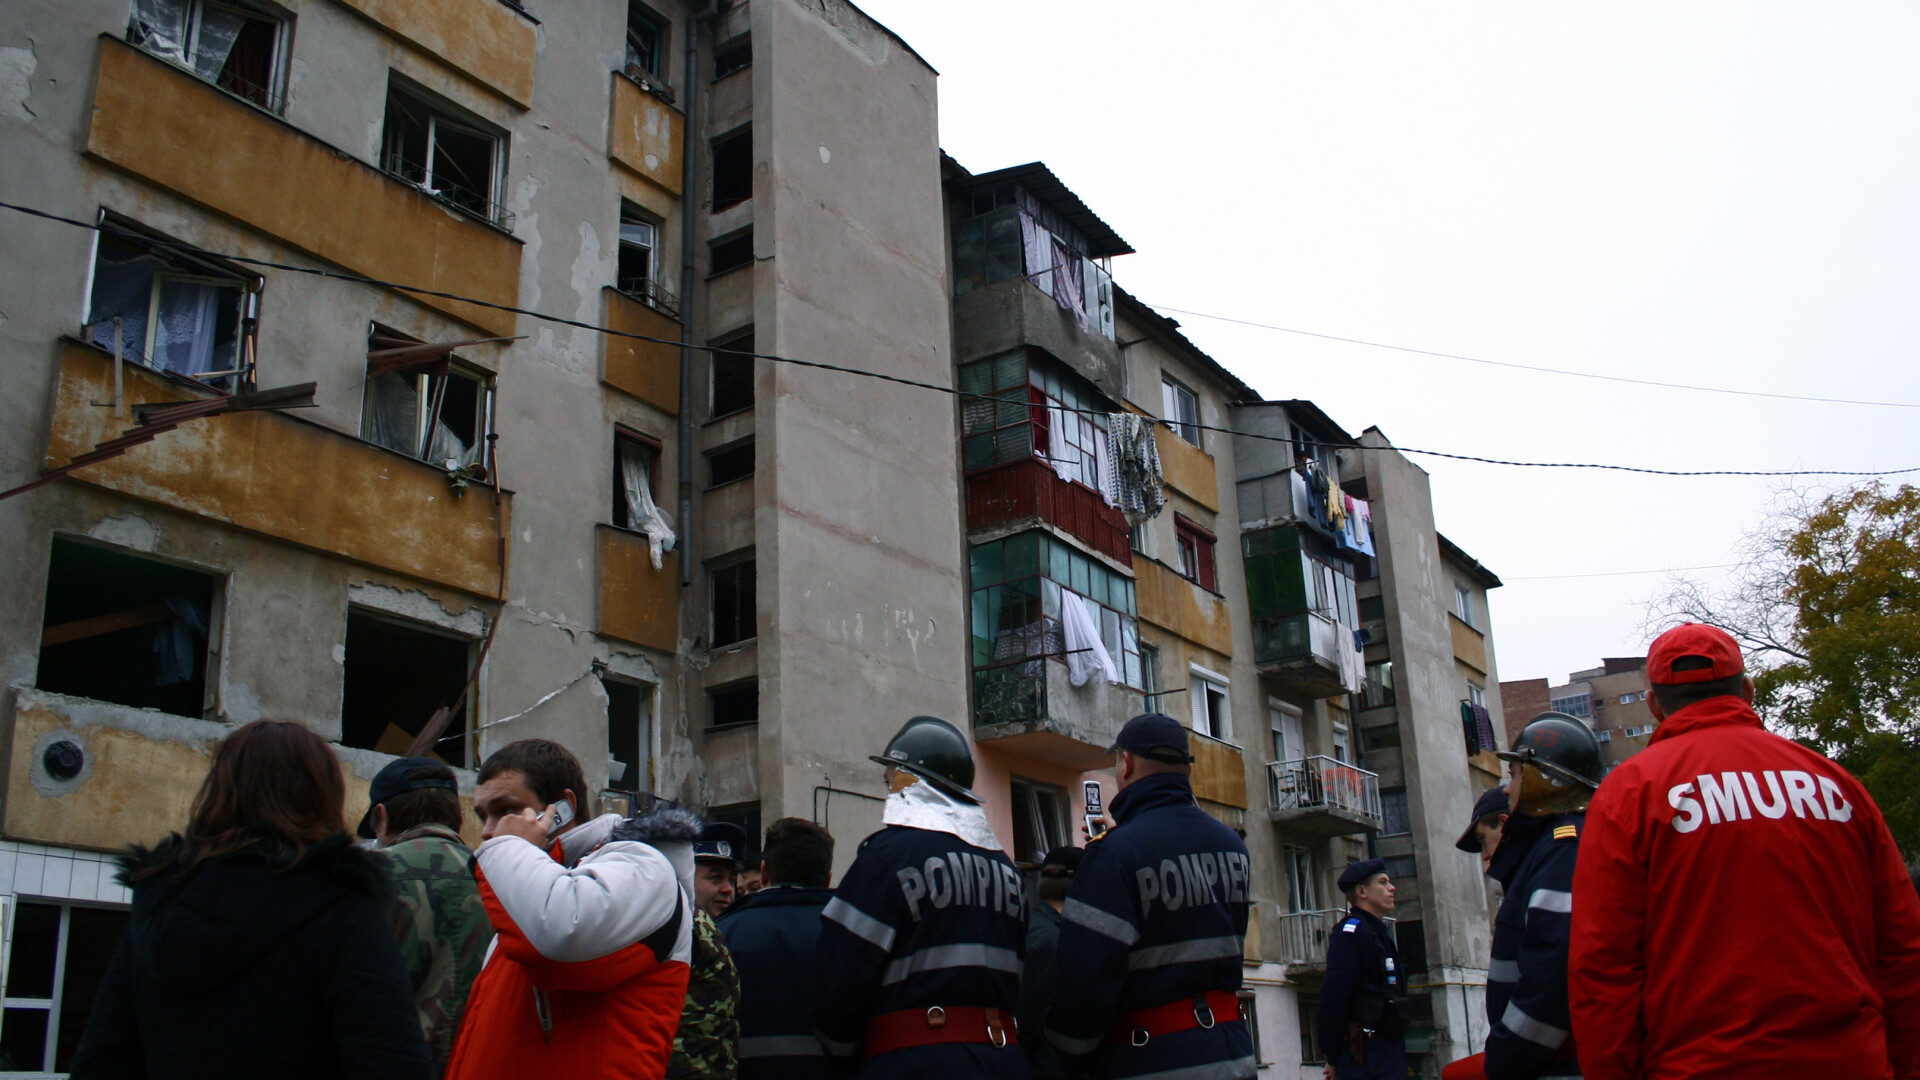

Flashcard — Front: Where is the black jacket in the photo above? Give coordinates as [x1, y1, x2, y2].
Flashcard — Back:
[719, 885, 837, 1080]
[70, 832, 433, 1080]
[1485, 812, 1583, 1080]
[1018, 902, 1065, 1079]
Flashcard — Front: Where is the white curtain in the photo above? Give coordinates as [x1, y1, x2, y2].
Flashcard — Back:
[190, 4, 247, 80]
[1061, 590, 1118, 688]
[151, 279, 229, 376]
[131, 0, 190, 64]
[620, 439, 676, 570]
[363, 372, 420, 456]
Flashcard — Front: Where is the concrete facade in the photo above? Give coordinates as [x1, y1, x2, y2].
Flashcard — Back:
[1503, 657, 1656, 771]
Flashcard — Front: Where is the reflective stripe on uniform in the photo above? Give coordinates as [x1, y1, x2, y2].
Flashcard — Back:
[1118, 1055, 1259, 1080]
[880, 943, 1022, 985]
[1046, 1026, 1106, 1055]
[818, 1031, 860, 1058]
[823, 896, 896, 951]
[739, 1035, 825, 1058]
[1528, 889, 1574, 914]
[1126, 934, 1245, 971]
[1501, 1001, 1569, 1048]
[1488, 958, 1521, 982]
[1063, 897, 1140, 946]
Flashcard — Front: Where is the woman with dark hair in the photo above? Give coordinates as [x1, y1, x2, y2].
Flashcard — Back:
[70, 720, 432, 1080]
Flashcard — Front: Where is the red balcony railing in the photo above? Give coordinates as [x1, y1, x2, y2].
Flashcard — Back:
[965, 457, 1130, 563]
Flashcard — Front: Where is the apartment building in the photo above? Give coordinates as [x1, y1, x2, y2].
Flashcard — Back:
[1502, 657, 1656, 770]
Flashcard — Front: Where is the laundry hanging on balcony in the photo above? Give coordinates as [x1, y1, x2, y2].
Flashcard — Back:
[1060, 590, 1119, 688]
[1103, 412, 1165, 526]
[1339, 496, 1376, 557]
[1018, 211, 1089, 330]
[619, 437, 676, 569]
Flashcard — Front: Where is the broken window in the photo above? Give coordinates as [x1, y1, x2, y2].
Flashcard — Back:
[713, 35, 751, 80]
[709, 229, 753, 277]
[605, 677, 652, 794]
[710, 327, 754, 416]
[711, 127, 751, 211]
[0, 901, 131, 1074]
[1009, 778, 1067, 865]
[626, 3, 666, 77]
[361, 330, 494, 470]
[706, 440, 753, 487]
[709, 555, 756, 647]
[617, 206, 675, 315]
[37, 537, 217, 718]
[611, 430, 675, 568]
[341, 609, 473, 768]
[382, 82, 509, 228]
[127, 0, 288, 112]
[708, 681, 757, 728]
[85, 226, 259, 388]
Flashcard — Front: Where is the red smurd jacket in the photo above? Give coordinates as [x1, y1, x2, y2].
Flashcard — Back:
[443, 814, 693, 1080]
[1569, 695, 1920, 1080]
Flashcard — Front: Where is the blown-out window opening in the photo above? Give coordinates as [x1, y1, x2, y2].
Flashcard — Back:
[85, 223, 261, 392]
[360, 328, 495, 472]
[968, 530, 1142, 690]
[381, 83, 513, 230]
[127, 0, 291, 114]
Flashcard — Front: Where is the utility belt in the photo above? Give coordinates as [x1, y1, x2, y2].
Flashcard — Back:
[1110, 991, 1241, 1048]
[862, 1006, 1018, 1060]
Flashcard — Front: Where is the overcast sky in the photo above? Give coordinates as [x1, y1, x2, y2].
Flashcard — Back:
[857, 0, 1920, 686]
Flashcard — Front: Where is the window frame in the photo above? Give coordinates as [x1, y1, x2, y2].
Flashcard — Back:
[380, 80, 511, 230]
[707, 679, 759, 729]
[958, 349, 1115, 489]
[1173, 514, 1218, 591]
[708, 327, 755, 418]
[969, 531, 1142, 690]
[1454, 582, 1474, 627]
[359, 332, 497, 471]
[708, 228, 753, 277]
[1379, 786, 1412, 836]
[1, 898, 133, 1075]
[708, 552, 757, 649]
[710, 125, 753, 212]
[1362, 659, 1396, 710]
[1189, 665, 1232, 743]
[625, 2, 668, 78]
[127, 0, 291, 114]
[1161, 376, 1200, 445]
[705, 438, 754, 489]
[1009, 777, 1068, 864]
[603, 675, 654, 794]
[85, 218, 263, 391]
[611, 427, 663, 531]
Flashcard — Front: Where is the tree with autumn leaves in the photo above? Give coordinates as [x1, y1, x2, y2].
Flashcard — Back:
[1651, 483, 1920, 856]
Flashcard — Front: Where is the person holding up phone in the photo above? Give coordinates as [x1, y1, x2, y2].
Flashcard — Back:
[444, 739, 698, 1080]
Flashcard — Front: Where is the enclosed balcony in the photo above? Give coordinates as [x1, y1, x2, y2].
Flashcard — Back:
[1268, 755, 1383, 834]
[1244, 525, 1363, 700]
[1277, 908, 1394, 973]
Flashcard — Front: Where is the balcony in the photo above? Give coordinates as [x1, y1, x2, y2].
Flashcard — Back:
[1190, 730, 1247, 809]
[1253, 610, 1352, 700]
[597, 525, 679, 653]
[1276, 908, 1394, 972]
[1244, 524, 1362, 700]
[608, 71, 684, 196]
[972, 651, 1145, 771]
[602, 287, 681, 414]
[966, 457, 1130, 564]
[1268, 755, 1383, 835]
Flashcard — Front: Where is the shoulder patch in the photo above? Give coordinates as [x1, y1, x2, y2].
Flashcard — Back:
[1341, 919, 1360, 932]
[1554, 824, 1579, 840]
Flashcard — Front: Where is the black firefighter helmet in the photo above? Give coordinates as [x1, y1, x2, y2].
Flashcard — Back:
[870, 715, 980, 804]
[1497, 711, 1604, 814]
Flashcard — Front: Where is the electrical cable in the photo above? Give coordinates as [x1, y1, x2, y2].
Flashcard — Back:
[1144, 303, 1920, 410]
[7, 199, 1918, 479]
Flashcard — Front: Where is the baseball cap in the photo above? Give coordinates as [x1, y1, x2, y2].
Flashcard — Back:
[1041, 846, 1084, 874]
[1454, 786, 1512, 853]
[357, 756, 458, 839]
[1647, 623, 1746, 685]
[1106, 713, 1195, 764]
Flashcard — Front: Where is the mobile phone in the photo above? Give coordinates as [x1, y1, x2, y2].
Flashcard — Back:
[1083, 781, 1106, 839]
[545, 799, 576, 837]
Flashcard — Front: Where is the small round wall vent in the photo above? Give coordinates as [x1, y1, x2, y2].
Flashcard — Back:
[43, 740, 85, 782]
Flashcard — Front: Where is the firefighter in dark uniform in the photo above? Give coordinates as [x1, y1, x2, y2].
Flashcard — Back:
[1316, 858, 1409, 1080]
[1044, 713, 1256, 1080]
[814, 716, 1030, 1078]
[1481, 713, 1601, 1080]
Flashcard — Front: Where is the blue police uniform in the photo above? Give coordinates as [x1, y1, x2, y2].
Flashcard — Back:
[1315, 860, 1408, 1080]
[1044, 771, 1256, 1080]
[1484, 812, 1582, 1080]
[814, 824, 1030, 1078]
[718, 884, 837, 1080]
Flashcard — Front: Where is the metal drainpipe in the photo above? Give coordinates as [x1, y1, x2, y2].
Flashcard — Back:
[678, 2, 720, 587]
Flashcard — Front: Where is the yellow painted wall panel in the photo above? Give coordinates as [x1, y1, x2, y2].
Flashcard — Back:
[1158, 432, 1218, 512]
[86, 39, 520, 337]
[1451, 615, 1488, 675]
[603, 288, 681, 413]
[609, 74, 684, 196]
[47, 342, 508, 597]
[1190, 733, 1248, 809]
[1134, 557, 1233, 656]
[598, 525, 679, 651]
[331, 0, 536, 107]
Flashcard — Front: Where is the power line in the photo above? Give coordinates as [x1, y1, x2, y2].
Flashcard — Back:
[6, 199, 1919, 479]
[1507, 563, 1736, 581]
[1146, 303, 1920, 410]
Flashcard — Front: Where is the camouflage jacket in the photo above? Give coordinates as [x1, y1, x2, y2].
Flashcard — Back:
[667, 908, 740, 1080]
[384, 823, 491, 1076]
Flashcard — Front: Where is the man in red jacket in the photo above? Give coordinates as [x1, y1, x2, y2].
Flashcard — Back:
[1569, 624, 1920, 1080]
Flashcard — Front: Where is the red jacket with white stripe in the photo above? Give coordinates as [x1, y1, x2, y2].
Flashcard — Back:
[1569, 695, 1920, 1080]
[443, 814, 693, 1080]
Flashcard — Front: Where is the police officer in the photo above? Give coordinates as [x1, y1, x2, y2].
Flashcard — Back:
[1483, 713, 1600, 1080]
[1317, 858, 1409, 1079]
[814, 716, 1029, 1078]
[1044, 714, 1255, 1080]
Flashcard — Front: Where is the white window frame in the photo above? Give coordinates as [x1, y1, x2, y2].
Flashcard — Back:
[1283, 843, 1317, 913]
[1331, 720, 1351, 764]
[1, 895, 134, 1075]
[1269, 698, 1304, 764]
[128, 0, 291, 112]
[1467, 682, 1486, 709]
[1161, 376, 1199, 445]
[1454, 582, 1474, 626]
[381, 82, 509, 228]
[1189, 664, 1232, 742]
[1010, 777, 1068, 863]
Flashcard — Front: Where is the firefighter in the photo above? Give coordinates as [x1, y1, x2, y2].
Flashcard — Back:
[1316, 858, 1408, 1080]
[1455, 785, 1514, 875]
[814, 716, 1029, 1077]
[1044, 713, 1255, 1080]
[1482, 713, 1600, 1080]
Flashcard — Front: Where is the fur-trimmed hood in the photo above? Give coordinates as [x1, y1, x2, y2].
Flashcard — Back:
[114, 832, 398, 995]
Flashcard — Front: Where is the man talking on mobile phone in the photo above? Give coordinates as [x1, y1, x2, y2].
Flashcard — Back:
[444, 739, 698, 1080]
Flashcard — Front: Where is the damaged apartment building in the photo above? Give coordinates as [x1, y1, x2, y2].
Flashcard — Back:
[0, 1, 1503, 1076]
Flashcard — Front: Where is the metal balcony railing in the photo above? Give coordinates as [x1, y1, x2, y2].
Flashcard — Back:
[1275, 908, 1395, 966]
[617, 276, 682, 319]
[1268, 756, 1383, 827]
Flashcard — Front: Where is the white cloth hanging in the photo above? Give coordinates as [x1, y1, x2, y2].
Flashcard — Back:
[1061, 590, 1119, 688]
[619, 439, 677, 569]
